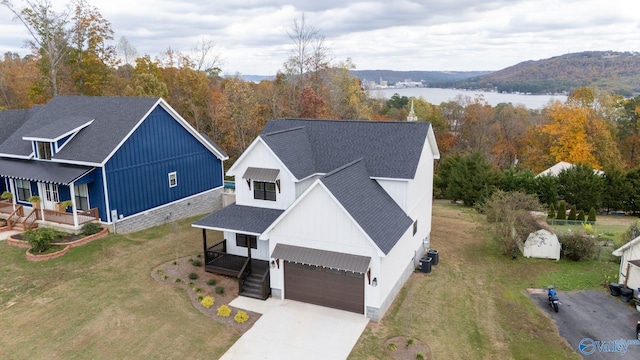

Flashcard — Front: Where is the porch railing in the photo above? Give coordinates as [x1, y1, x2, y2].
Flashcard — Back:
[6, 205, 24, 230]
[0, 200, 14, 215]
[41, 208, 99, 226]
[23, 208, 38, 230]
[259, 267, 271, 300]
[237, 257, 252, 295]
[204, 239, 227, 265]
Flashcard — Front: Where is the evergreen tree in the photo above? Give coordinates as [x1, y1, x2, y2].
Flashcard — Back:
[587, 207, 597, 223]
[577, 209, 586, 222]
[568, 205, 577, 221]
[557, 201, 567, 221]
[548, 203, 556, 219]
[557, 164, 604, 211]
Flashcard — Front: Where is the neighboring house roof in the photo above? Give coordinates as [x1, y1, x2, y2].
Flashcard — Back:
[612, 235, 640, 257]
[536, 161, 604, 177]
[192, 203, 284, 235]
[319, 159, 413, 254]
[0, 157, 93, 185]
[0, 96, 227, 164]
[260, 119, 433, 180]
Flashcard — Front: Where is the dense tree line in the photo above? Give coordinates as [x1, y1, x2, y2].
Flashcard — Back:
[3, 0, 640, 207]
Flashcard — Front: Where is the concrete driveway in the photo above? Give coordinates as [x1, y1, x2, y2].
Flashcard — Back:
[221, 297, 369, 360]
[529, 290, 640, 359]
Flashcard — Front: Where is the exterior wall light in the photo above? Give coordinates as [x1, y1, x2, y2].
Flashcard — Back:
[372, 277, 378, 287]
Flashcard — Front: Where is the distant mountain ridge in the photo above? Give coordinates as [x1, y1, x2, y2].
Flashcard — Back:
[447, 51, 640, 96]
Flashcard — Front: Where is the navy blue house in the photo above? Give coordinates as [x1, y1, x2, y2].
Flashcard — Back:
[0, 96, 227, 233]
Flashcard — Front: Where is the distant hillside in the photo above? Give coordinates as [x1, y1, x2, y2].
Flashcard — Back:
[350, 70, 492, 85]
[449, 51, 640, 96]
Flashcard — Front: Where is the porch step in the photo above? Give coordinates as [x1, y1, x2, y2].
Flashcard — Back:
[240, 273, 268, 299]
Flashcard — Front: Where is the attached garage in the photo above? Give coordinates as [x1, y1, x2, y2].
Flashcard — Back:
[273, 244, 370, 314]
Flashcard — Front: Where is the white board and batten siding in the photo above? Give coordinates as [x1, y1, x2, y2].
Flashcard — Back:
[229, 140, 296, 210]
[223, 231, 270, 261]
[266, 184, 379, 301]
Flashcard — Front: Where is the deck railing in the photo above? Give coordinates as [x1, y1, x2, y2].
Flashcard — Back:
[41, 208, 99, 226]
[204, 239, 226, 265]
[237, 257, 252, 295]
[0, 200, 15, 215]
[6, 205, 24, 230]
[22, 208, 38, 230]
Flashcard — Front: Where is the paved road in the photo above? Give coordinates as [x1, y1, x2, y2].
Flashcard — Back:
[529, 290, 640, 359]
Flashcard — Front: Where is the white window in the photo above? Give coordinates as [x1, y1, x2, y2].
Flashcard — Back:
[16, 179, 32, 202]
[36, 141, 52, 160]
[168, 172, 177, 188]
[44, 183, 59, 203]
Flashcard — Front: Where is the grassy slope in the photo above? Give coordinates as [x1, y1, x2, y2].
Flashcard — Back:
[0, 217, 235, 359]
[0, 205, 631, 359]
[349, 203, 626, 360]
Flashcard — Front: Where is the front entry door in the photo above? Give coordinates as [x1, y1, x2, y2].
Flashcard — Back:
[40, 183, 59, 210]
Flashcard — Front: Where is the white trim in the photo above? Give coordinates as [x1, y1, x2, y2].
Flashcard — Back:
[157, 100, 229, 161]
[114, 186, 223, 222]
[227, 137, 298, 182]
[427, 125, 440, 160]
[0, 153, 32, 160]
[21, 119, 94, 143]
[102, 167, 112, 223]
[99, 99, 227, 167]
[191, 224, 262, 237]
[371, 176, 412, 182]
[168, 171, 177, 188]
[70, 182, 78, 228]
[613, 235, 640, 256]
[261, 179, 386, 257]
[47, 158, 102, 167]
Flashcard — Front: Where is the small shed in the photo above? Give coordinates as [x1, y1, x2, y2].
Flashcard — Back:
[612, 236, 640, 290]
[522, 229, 561, 260]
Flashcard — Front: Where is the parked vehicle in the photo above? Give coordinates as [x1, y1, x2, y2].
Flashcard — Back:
[548, 286, 560, 313]
[636, 321, 640, 340]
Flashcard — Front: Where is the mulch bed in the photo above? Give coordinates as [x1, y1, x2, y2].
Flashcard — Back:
[11, 232, 86, 243]
[150, 255, 260, 334]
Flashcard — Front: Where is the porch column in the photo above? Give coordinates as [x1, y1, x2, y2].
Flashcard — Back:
[8, 178, 16, 208]
[69, 182, 78, 228]
[202, 229, 208, 264]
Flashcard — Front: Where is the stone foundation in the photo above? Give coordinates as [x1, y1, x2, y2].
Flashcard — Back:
[112, 188, 223, 234]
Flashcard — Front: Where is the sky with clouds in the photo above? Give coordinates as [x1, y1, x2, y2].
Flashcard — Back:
[0, 0, 638, 75]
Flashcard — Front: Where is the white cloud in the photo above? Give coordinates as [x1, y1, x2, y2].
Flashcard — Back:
[0, 0, 637, 74]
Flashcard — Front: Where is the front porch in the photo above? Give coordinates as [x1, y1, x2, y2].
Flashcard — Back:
[0, 201, 99, 231]
[203, 234, 270, 300]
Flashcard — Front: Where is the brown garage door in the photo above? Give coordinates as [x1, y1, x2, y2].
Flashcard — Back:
[284, 261, 364, 314]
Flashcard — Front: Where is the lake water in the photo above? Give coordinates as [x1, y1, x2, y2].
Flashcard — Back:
[372, 87, 567, 109]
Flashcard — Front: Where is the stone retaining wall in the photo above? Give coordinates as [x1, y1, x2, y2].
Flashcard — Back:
[26, 245, 70, 262]
[112, 188, 222, 234]
[7, 228, 109, 250]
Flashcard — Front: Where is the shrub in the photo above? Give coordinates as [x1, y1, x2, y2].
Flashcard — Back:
[174, 278, 182, 283]
[187, 281, 195, 287]
[577, 209, 586, 222]
[217, 305, 232, 317]
[196, 295, 204, 301]
[416, 353, 425, 360]
[556, 201, 567, 221]
[568, 205, 577, 221]
[206, 279, 217, 286]
[387, 343, 398, 351]
[192, 260, 202, 267]
[1, 191, 13, 201]
[161, 275, 170, 280]
[201, 295, 215, 308]
[234, 310, 249, 324]
[587, 207, 597, 222]
[188, 272, 198, 280]
[24, 228, 62, 253]
[559, 233, 595, 261]
[548, 203, 555, 219]
[156, 269, 164, 274]
[82, 222, 102, 236]
[215, 286, 225, 295]
[194, 287, 203, 293]
[406, 338, 414, 347]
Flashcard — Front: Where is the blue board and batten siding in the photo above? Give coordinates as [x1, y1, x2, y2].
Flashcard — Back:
[104, 105, 223, 220]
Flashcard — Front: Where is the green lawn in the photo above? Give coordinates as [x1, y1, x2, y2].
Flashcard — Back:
[0, 205, 630, 359]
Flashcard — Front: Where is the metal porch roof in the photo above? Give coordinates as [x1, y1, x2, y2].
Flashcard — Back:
[242, 167, 280, 182]
[0, 158, 94, 185]
[272, 243, 371, 273]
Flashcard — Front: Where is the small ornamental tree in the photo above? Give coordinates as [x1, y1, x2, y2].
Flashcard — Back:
[568, 205, 577, 221]
[556, 201, 567, 221]
[587, 207, 597, 223]
[548, 203, 556, 219]
[577, 209, 586, 222]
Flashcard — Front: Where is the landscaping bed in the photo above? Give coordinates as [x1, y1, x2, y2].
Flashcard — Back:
[151, 254, 260, 334]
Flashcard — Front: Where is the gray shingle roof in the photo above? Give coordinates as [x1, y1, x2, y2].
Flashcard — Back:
[320, 159, 413, 254]
[23, 116, 93, 140]
[192, 203, 284, 234]
[0, 96, 160, 163]
[0, 108, 34, 146]
[0, 158, 94, 185]
[260, 119, 431, 180]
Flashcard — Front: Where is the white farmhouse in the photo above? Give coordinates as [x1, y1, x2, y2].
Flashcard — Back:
[193, 118, 439, 321]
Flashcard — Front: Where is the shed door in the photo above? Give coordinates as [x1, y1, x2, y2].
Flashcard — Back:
[284, 261, 364, 314]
